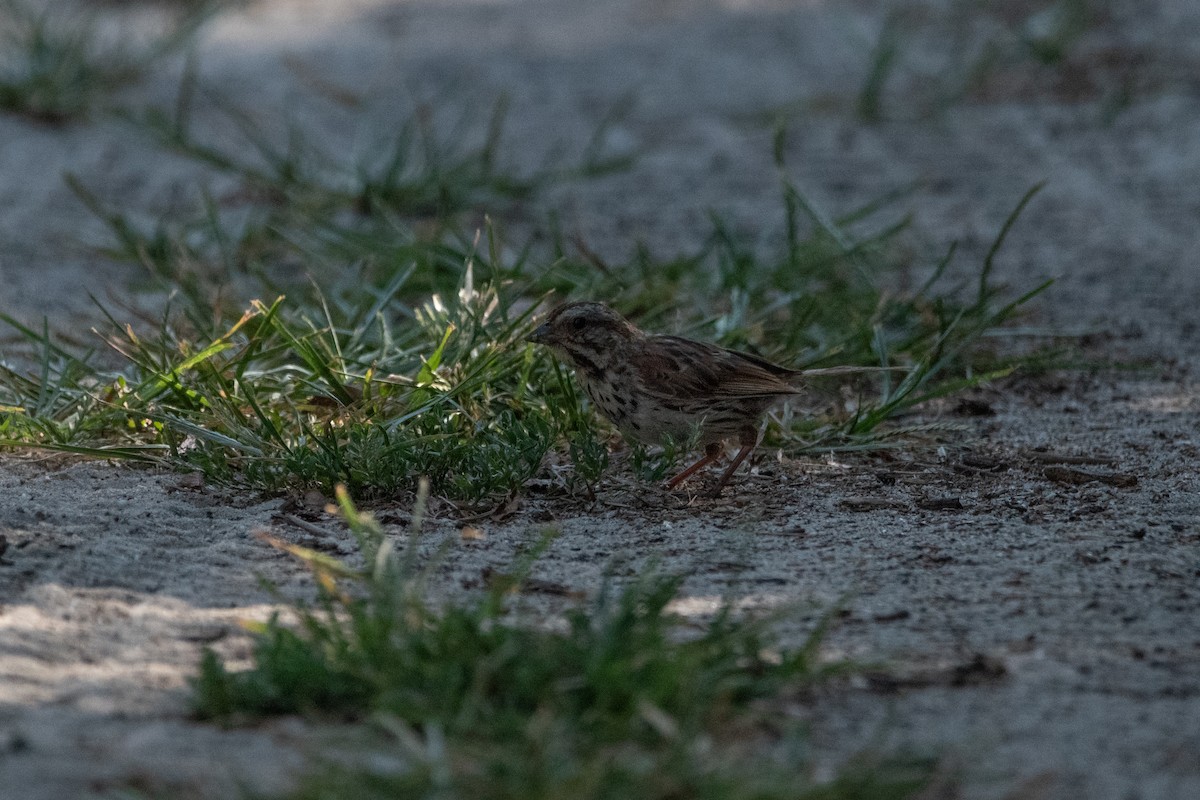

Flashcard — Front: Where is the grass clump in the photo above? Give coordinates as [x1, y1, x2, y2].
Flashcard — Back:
[135, 87, 535, 221]
[0, 50, 1051, 498]
[0, 257, 581, 502]
[59, 67, 633, 318]
[115, 65, 633, 270]
[848, 0, 1118, 121]
[194, 487, 935, 799]
[0, 170, 1049, 497]
[526, 144, 1051, 454]
[0, 0, 208, 124]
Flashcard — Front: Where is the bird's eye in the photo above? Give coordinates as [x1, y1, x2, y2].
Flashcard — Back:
[572, 317, 586, 331]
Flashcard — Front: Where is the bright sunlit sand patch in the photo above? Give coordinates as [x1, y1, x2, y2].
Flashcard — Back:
[204, 0, 398, 48]
[0, 590, 281, 709]
[1120, 387, 1200, 414]
[718, 0, 827, 9]
[668, 591, 797, 618]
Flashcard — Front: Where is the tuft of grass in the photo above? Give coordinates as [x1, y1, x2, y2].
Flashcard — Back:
[0, 0, 209, 124]
[1, 170, 1050, 499]
[133, 88, 536, 221]
[122, 63, 633, 238]
[857, 12, 903, 123]
[525, 141, 1051, 456]
[628, 428, 703, 484]
[281, 743, 934, 800]
[1, 55, 1051, 500]
[1, 259, 576, 502]
[65, 67, 634, 320]
[1020, 0, 1096, 66]
[841, 0, 1113, 119]
[194, 487, 936, 800]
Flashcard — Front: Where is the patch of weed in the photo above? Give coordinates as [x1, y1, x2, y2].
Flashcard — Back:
[628, 428, 703, 484]
[523, 142, 1051, 453]
[117, 63, 633, 252]
[1020, 0, 1097, 66]
[194, 488, 935, 800]
[857, 12, 903, 123]
[846, 0, 1118, 120]
[0, 256, 578, 502]
[0, 0, 208, 124]
[2, 167, 1050, 497]
[1, 53, 1052, 500]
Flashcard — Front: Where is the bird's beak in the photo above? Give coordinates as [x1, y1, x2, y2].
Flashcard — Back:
[526, 322, 551, 344]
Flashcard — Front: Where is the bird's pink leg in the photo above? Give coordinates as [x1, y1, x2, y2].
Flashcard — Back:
[710, 442, 756, 496]
[666, 442, 723, 489]
[710, 427, 760, 496]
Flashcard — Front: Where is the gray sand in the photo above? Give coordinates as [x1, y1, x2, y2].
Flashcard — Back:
[1, 1, 1198, 798]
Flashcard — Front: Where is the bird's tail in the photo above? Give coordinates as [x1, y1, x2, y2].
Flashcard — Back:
[796, 365, 910, 379]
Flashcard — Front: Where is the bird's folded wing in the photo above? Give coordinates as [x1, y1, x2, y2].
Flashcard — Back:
[636, 337, 798, 400]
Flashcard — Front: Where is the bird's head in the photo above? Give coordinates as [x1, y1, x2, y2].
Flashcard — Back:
[527, 301, 641, 372]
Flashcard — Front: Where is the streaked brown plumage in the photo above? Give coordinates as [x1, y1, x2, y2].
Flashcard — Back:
[527, 301, 804, 495]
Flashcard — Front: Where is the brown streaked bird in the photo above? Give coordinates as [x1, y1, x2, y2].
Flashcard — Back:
[527, 301, 808, 495]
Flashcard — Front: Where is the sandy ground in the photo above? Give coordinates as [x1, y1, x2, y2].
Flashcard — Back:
[1, 0, 1199, 798]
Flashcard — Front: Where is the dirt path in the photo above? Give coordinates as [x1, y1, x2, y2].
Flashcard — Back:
[1, 1, 1198, 798]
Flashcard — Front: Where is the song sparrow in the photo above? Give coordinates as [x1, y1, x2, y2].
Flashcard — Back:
[527, 301, 809, 495]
